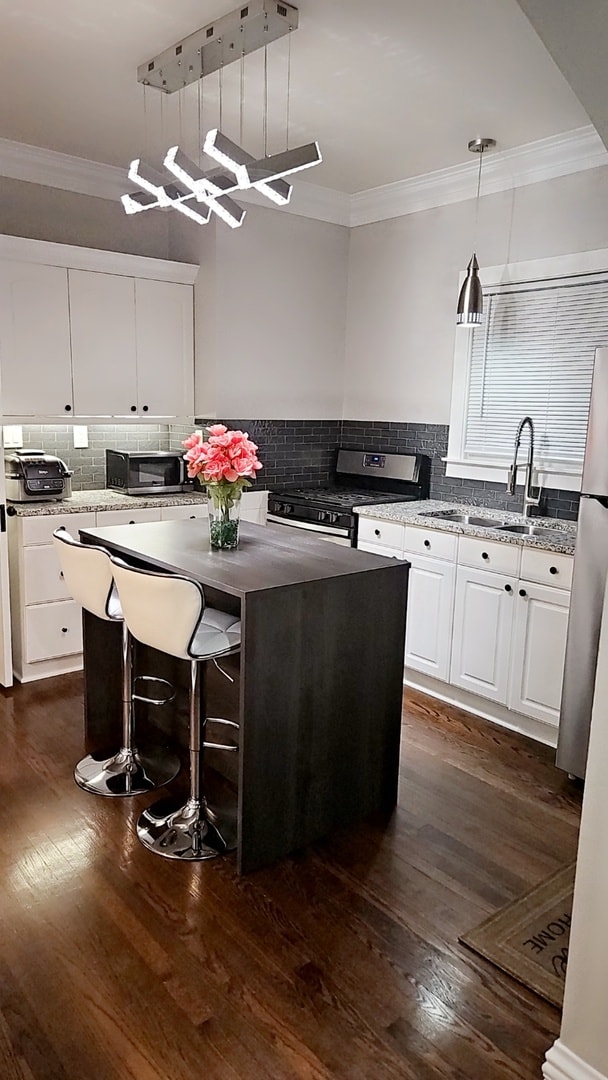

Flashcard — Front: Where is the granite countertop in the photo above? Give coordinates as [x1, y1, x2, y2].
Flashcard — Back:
[355, 499, 577, 555]
[5, 490, 210, 517]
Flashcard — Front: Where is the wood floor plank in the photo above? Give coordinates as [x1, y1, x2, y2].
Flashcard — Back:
[0, 678, 581, 1079]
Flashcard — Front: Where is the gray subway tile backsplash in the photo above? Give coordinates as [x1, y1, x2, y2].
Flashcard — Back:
[13, 418, 579, 521]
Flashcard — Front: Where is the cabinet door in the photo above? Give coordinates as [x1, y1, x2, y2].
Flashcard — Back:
[69, 270, 137, 416]
[509, 581, 570, 726]
[135, 279, 194, 417]
[404, 553, 455, 682]
[0, 262, 72, 415]
[450, 565, 515, 704]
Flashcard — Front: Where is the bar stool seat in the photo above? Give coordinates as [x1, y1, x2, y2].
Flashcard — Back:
[110, 557, 241, 861]
[53, 528, 181, 797]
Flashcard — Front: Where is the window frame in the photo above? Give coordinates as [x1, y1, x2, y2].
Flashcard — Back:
[446, 247, 608, 494]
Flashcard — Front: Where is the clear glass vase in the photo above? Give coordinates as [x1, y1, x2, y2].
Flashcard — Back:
[206, 484, 242, 549]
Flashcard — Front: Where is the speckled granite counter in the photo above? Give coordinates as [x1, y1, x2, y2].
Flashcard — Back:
[355, 499, 577, 555]
[5, 490, 209, 517]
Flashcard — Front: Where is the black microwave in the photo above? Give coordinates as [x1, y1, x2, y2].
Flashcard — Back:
[105, 449, 186, 495]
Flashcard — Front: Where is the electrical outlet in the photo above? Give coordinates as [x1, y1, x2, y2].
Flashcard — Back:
[73, 425, 89, 449]
[3, 425, 23, 448]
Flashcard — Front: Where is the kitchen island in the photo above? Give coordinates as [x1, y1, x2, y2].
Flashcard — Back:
[79, 518, 409, 873]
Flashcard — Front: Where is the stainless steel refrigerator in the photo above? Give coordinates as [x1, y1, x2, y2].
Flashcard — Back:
[557, 346, 608, 779]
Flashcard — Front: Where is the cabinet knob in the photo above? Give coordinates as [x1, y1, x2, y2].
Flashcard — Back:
[519, 588, 527, 597]
[481, 551, 489, 561]
[64, 404, 72, 412]
[504, 584, 512, 593]
[129, 520, 135, 524]
[130, 405, 137, 412]
[374, 528, 380, 536]
[61, 627, 68, 633]
[424, 539, 431, 548]
[549, 566, 558, 575]
[142, 405, 149, 412]
[59, 571, 64, 579]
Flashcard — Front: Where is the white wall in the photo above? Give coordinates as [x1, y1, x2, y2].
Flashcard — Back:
[0, 176, 170, 260]
[170, 203, 349, 420]
[344, 164, 608, 424]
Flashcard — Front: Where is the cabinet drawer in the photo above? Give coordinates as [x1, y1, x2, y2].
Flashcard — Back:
[95, 508, 161, 527]
[404, 525, 457, 561]
[358, 541, 406, 560]
[159, 504, 208, 521]
[458, 535, 521, 576]
[520, 547, 573, 590]
[25, 600, 83, 662]
[357, 517, 405, 552]
[23, 545, 70, 604]
[21, 511, 96, 546]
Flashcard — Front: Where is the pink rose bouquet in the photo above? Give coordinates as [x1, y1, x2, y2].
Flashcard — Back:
[182, 425, 263, 548]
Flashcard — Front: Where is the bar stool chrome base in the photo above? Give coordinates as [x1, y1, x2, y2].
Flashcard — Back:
[74, 746, 181, 797]
[136, 795, 237, 860]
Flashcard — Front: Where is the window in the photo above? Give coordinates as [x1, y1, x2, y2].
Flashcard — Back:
[447, 249, 608, 492]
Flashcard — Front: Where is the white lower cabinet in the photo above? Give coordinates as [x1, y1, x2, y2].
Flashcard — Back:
[358, 516, 573, 739]
[8, 497, 267, 682]
[8, 506, 161, 682]
[509, 580, 570, 726]
[404, 553, 455, 682]
[450, 565, 516, 704]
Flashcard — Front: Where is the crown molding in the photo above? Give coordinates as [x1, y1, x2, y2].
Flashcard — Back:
[543, 1039, 608, 1080]
[0, 126, 606, 231]
[350, 125, 608, 226]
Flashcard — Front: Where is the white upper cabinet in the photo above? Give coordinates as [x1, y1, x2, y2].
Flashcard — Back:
[135, 279, 194, 417]
[69, 270, 138, 416]
[0, 238, 197, 420]
[0, 262, 73, 416]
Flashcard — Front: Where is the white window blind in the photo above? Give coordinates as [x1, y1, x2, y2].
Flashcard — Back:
[464, 273, 608, 467]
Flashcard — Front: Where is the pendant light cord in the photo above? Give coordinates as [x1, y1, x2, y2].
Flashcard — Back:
[286, 27, 292, 151]
[263, 43, 268, 157]
[473, 146, 484, 249]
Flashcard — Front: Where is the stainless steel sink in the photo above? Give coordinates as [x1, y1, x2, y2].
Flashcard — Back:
[420, 511, 504, 528]
[496, 524, 568, 539]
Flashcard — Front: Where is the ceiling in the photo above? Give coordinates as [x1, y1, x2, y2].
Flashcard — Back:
[0, 0, 593, 196]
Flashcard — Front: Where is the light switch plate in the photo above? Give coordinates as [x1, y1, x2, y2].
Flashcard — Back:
[73, 425, 89, 448]
[3, 425, 23, 448]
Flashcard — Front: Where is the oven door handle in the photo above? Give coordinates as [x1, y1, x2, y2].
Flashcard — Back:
[267, 514, 350, 538]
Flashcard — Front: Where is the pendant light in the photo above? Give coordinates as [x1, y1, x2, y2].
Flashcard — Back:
[456, 137, 496, 327]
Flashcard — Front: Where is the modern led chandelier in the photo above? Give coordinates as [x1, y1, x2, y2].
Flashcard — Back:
[122, 0, 322, 230]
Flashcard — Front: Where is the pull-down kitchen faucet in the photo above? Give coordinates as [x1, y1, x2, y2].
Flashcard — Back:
[506, 416, 542, 517]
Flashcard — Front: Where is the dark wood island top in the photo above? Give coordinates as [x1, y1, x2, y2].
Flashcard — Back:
[80, 519, 410, 873]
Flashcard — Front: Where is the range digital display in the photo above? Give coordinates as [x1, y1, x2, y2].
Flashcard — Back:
[363, 453, 385, 469]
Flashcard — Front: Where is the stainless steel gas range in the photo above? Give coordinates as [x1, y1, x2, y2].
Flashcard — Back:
[267, 449, 429, 546]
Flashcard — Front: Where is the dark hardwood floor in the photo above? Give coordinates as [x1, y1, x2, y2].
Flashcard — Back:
[0, 676, 581, 1080]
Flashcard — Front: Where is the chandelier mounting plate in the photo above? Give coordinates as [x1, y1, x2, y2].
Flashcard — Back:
[138, 0, 299, 94]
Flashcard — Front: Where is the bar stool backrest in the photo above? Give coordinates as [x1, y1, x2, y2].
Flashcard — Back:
[111, 559, 205, 661]
[52, 528, 120, 622]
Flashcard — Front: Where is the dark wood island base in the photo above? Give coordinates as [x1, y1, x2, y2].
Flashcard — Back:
[79, 519, 409, 873]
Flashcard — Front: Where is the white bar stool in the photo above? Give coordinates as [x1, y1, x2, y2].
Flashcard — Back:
[110, 557, 241, 861]
[53, 528, 181, 796]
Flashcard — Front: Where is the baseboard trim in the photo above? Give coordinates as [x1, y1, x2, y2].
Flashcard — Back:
[403, 669, 558, 749]
[543, 1040, 608, 1080]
